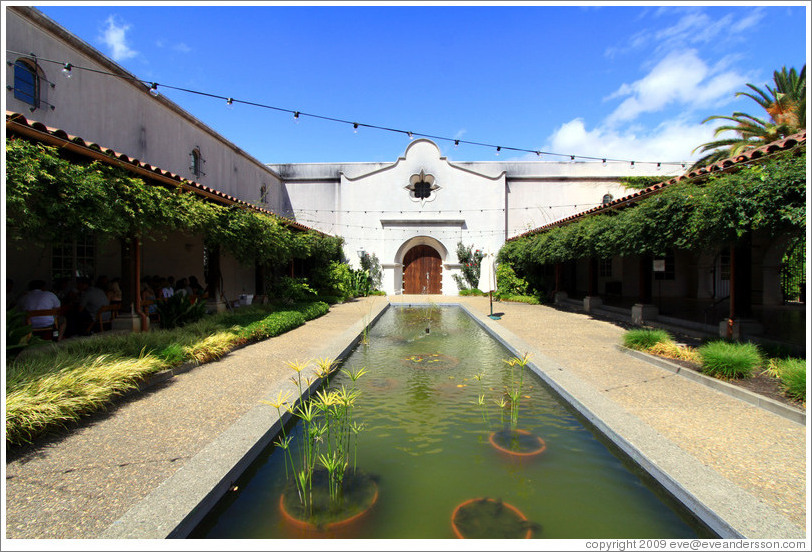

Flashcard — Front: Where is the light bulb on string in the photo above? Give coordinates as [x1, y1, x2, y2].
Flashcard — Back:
[630, 161, 635, 170]
[495, 147, 501, 157]
[226, 98, 234, 109]
[602, 159, 607, 167]
[353, 123, 359, 134]
[149, 82, 159, 97]
[293, 111, 300, 124]
[62, 63, 72, 78]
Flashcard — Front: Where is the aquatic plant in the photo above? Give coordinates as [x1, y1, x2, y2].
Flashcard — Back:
[262, 359, 369, 522]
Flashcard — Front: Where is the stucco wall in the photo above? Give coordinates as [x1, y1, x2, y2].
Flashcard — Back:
[5, 7, 284, 211]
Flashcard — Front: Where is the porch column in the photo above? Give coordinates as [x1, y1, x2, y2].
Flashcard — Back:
[205, 243, 227, 313]
[722, 235, 762, 339]
[113, 236, 145, 332]
[632, 254, 658, 324]
[553, 262, 568, 303]
[584, 257, 602, 312]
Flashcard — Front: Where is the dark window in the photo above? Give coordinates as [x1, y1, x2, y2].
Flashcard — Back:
[260, 184, 268, 204]
[190, 148, 205, 178]
[413, 180, 432, 199]
[654, 250, 676, 281]
[13, 59, 40, 109]
[52, 234, 96, 280]
[599, 258, 612, 277]
[602, 193, 613, 206]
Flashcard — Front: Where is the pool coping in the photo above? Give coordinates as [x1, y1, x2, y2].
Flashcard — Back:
[101, 299, 804, 539]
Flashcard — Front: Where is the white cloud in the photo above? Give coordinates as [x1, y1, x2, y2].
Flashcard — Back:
[542, 116, 723, 166]
[100, 15, 137, 62]
[174, 43, 192, 54]
[603, 49, 748, 126]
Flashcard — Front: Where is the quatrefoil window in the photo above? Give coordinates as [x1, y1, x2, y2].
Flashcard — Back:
[405, 170, 440, 204]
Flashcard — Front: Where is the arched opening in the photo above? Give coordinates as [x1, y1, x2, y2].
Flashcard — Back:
[402, 244, 442, 294]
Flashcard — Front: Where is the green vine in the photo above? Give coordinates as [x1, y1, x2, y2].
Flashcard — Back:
[500, 149, 806, 270]
[5, 137, 343, 271]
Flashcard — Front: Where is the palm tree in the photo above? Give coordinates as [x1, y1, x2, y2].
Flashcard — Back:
[690, 65, 805, 170]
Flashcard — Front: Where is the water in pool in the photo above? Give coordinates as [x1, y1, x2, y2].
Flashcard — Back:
[191, 305, 709, 539]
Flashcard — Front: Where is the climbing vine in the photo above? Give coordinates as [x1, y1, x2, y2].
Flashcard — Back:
[499, 148, 806, 273]
[5, 137, 342, 270]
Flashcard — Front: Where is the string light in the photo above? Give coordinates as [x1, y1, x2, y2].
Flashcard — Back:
[353, 123, 359, 134]
[226, 97, 234, 109]
[496, 146, 501, 156]
[7, 49, 691, 169]
[61, 62, 72, 78]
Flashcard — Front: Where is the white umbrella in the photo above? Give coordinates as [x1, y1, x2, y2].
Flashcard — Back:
[477, 250, 501, 320]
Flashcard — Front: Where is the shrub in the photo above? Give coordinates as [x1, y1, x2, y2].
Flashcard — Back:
[273, 276, 317, 303]
[497, 294, 541, 305]
[772, 358, 806, 401]
[698, 341, 762, 379]
[647, 341, 701, 364]
[459, 288, 486, 296]
[156, 294, 207, 329]
[622, 329, 672, 351]
[496, 263, 529, 296]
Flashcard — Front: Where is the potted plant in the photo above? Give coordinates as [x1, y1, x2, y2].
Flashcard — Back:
[475, 353, 546, 457]
[262, 358, 378, 534]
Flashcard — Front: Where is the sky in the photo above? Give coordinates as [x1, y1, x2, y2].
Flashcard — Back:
[23, 1, 811, 167]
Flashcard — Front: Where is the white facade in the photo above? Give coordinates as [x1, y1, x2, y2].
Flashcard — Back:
[273, 139, 678, 295]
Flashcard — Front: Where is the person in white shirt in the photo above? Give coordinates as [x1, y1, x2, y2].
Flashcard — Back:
[18, 279, 65, 339]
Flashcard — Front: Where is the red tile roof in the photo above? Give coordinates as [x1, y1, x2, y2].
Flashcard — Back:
[507, 130, 806, 241]
[5, 111, 319, 234]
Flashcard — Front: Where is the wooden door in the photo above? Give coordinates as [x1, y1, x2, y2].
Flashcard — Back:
[403, 245, 442, 294]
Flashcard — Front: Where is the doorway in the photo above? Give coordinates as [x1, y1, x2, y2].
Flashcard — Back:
[402, 244, 442, 294]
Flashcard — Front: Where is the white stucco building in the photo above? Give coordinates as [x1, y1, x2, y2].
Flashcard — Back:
[272, 139, 675, 295]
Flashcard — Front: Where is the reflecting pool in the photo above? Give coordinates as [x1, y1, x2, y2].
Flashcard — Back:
[192, 305, 710, 539]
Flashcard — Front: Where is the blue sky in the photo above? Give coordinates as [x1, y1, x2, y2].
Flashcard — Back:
[32, 2, 809, 167]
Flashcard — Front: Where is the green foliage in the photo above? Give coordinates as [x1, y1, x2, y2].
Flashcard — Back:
[6, 301, 330, 445]
[623, 329, 673, 351]
[459, 288, 486, 296]
[772, 358, 806, 401]
[273, 276, 318, 303]
[5, 137, 343, 274]
[499, 150, 806, 273]
[780, 236, 806, 300]
[620, 176, 665, 190]
[698, 341, 763, 379]
[155, 294, 208, 329]
[350, 269, 371, 297]
[360, 252, 383, 290]
[5, 308, 41, 360]
[496, 263, 529, 296]
[497, 294, 542, 305]
[453, 242, 485, 290]
[313, 261, 354, 300]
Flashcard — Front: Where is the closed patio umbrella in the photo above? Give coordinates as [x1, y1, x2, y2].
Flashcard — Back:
[477, 250, 501, 320]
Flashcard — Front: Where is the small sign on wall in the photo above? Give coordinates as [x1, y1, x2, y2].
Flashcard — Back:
[653, 259, 666, 272]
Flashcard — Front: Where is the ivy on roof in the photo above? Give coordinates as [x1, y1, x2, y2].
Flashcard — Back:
[5, 137, 343, 268]
[499, 147, 806, 272]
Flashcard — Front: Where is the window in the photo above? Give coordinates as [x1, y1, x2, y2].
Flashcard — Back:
[260, 184, 268, 205]
[413, 180, 432, 199]
[654, 250, 676, 281]
[190, 148, 205, 178]
[599, 258, 613, 277]
[12, 58, 41, 109]
[719, 249, 730, 281]
[602, 193, 613, 206]
[52, 234, 96, 281]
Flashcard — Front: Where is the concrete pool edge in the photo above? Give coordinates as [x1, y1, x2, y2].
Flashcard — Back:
[101, 299, 389, 539]
[455, 302, 804, 540]
[102, 299, 802, 539]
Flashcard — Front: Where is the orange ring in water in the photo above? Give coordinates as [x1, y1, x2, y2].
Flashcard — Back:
[451, 497, 532, 539]
[278, 481, 379, 532]
[488, 429, 547, 457]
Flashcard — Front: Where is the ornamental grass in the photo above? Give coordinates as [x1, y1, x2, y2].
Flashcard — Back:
[646, 341, 702, 364]
[622, 329, 672, 351]
[6, 301, 329, 446]
[770, 358, 807, 402]
[698, 341, 763, 380]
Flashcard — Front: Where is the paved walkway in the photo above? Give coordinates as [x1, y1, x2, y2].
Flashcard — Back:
[3, 296, 807, 540]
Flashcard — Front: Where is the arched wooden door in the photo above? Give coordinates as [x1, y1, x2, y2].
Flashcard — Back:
[402, 245, 442, 294]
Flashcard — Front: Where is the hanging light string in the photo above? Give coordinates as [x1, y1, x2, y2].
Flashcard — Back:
[8, 49, 690, 168]
[287, 202, 603, 215]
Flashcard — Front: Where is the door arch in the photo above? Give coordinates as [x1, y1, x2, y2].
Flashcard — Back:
[402, 244, 442, 294]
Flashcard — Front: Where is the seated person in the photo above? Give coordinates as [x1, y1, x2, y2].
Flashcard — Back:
[18, 279, 65, 339]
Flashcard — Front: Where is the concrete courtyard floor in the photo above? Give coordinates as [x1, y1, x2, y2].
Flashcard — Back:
[3, 295, 807, 540]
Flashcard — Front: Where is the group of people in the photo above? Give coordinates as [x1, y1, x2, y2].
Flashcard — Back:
[140, 275, 206, 304]
[8, 276, 121, 340]
[9, 273, 209, 340]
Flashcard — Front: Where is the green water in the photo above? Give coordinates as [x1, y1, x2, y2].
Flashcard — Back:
[192, 305, 708, 539]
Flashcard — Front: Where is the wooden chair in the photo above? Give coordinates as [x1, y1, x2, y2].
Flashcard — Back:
[25, 308, 62, 341]
[88, 304, 120, 334]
